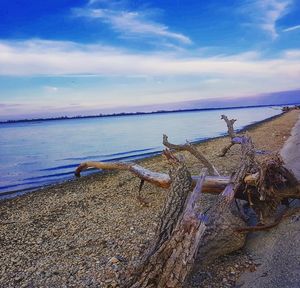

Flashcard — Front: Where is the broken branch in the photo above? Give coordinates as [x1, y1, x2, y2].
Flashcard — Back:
[163, 134, 219, 176]
[74, 160, 300, 201]
[219, 115, 238, 157]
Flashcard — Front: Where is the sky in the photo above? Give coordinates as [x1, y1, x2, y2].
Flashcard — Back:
[0, 0, 300, 120]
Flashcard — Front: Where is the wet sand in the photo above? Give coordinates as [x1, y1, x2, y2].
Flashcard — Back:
[0, 110, 299, 287]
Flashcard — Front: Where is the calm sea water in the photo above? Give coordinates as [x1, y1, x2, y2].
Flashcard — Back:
[0, 106, 282, 198]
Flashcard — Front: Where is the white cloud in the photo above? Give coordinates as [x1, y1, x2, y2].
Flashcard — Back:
[283, 24, 300, 32]
[240, 0, 292, 39]
[0, 39, 299, 81]
[44, 86, 58, 92]
[73, 7, 192, 44]
[1, 39, 300, 120]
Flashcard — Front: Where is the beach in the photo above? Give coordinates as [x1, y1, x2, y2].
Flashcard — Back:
[0, 109, 299, 287]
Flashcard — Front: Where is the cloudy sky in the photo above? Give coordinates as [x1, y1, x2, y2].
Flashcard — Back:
[0, 0, 300, 120]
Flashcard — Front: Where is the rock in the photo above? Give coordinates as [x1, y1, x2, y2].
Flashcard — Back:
[108, 257, 119, 264]
[115, 255, 127, 262]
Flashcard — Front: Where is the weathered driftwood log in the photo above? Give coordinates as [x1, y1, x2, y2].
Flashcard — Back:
[122, 152, 246, 287]
[122, 156, 204, 287]
[194, 135, 257, 263]
[243, 154, 300, 222]
[75, 114, 300, 287]
[122, 145, 250, 287]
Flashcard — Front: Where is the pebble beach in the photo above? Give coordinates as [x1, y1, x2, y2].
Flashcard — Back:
[1, 110, 299, 288]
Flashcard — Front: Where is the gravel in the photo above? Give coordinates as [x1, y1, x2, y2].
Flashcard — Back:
[0, 110, 299, 287]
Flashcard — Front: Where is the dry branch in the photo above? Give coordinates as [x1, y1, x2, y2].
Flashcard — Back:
[219, 115, 271, 157]
[74, 161, 300, 201]
[221, 115, 236, 138]
[75, 161, 171, 188]
[163, 134, 219, 176]
[219, 115, 238, 157]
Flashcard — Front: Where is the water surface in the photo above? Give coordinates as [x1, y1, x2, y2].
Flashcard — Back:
[0, 106, 282, 197]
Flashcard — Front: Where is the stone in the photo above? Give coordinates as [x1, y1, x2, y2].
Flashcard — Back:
[108, 257, 119, 264]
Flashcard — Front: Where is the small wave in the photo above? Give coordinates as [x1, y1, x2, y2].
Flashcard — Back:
[61, 147, 157, 161]
[24, 171, 74, 181]
[0, 178, 60, 191]
[40, 150, 161, 172]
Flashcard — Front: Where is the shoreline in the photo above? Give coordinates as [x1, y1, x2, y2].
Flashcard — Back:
[0, 110, 299, 287]
[0, 110, 284, 200]
[0, 103, 288, 124]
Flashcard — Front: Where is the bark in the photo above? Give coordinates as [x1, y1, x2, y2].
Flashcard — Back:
[122, 152, 248, 287]
[194, 136, 255, 263]
[122, 162, 214, 287]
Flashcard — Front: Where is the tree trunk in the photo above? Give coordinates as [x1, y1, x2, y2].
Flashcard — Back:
[122, 153, 247, 287]
[122, 162, 207, 287]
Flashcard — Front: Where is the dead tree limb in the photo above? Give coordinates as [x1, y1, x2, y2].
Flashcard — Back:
[75, 160, 227, 193]
[75, 161, 171, 188]
[222, 115, 237, 139]
[219, 115, 271, 157]
[74, 161, 300, 201]
[219, 115, 238, 157]
[163, 134, 219, 176]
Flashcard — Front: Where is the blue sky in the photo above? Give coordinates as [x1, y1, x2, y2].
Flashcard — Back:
[0, 0, 300, 120]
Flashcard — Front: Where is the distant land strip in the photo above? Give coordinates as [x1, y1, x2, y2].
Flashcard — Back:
[0, 103, 297, 124]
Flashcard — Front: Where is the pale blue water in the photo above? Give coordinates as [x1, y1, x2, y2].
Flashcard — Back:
[0, 106, 282, 198]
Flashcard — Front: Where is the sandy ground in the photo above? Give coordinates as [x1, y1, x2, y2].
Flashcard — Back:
[0, 110, 299, 287]
[235, 112, 300, 288]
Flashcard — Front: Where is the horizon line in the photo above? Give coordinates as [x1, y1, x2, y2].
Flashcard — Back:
[1, 103, 297, 124]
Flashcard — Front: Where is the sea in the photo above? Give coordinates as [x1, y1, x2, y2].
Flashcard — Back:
[0, 106, 283, 198]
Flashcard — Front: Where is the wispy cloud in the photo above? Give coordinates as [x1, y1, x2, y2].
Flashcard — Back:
[1, 39, 300, 120]
[0, 39, 299, 81]
[44, 86, 58, 92]
[73, 5, 192, 45]
[283, 24, 300, 32]
[240, 0, 292, 39]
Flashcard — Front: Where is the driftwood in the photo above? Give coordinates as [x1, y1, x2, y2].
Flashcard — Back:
[219, 115, 237, 157]
[163, 134, 219, 176]
[122, 156, 206, 287]
[76, 161, 228, 193]
[75, 161, 300, 202]
[75, 114, 300, 287]
[218, 114, 271, 157]
[122, 148, 245, 287]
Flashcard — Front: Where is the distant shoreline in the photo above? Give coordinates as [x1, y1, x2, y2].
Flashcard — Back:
[0, 103, 294, 124]
[0, 109, 284, 199]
